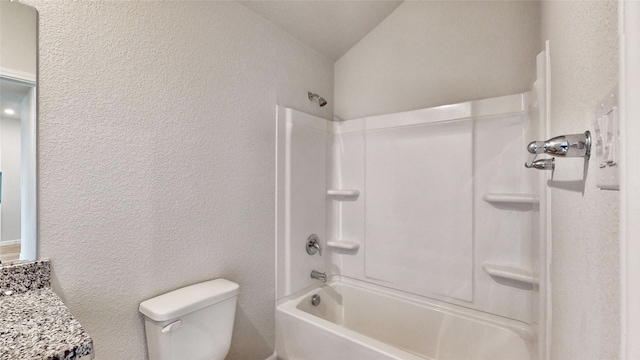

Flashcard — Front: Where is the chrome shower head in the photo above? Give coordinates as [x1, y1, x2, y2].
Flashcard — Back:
[308, 92, 327, 107]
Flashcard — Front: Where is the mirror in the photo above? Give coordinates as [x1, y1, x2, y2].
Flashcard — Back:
[0, 0, 38, 263]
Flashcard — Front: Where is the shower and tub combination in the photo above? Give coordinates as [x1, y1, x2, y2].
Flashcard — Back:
[275, 50, 553, 359]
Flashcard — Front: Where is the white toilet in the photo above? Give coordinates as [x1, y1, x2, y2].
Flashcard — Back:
[139, 278, 240, 360]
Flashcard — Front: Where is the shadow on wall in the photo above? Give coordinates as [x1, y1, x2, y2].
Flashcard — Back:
[227, 306, 273, 360]
[547, 157, 590, 195]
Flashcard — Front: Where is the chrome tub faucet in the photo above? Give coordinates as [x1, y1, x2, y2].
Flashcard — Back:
[310, 270, 326, 283]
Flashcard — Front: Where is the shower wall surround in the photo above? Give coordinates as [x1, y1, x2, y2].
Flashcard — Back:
[276, 91, 546, 343]
[275, 107, 329, 299]
[335, 114, 474, 302]
[334, 94, 540, 324]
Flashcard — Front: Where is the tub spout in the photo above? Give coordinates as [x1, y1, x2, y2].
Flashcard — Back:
[310, 270, 327, 283]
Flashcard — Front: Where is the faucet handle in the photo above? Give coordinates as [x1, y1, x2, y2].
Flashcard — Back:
[306, 234, 322, 256]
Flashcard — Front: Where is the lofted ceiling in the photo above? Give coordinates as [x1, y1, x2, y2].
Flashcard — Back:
[240, 1, 403, 61]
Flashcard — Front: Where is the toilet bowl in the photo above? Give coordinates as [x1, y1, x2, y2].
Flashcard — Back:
[139, 278, 239, 360]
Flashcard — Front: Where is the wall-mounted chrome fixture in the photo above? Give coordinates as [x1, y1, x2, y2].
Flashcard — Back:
[306, 234, 322, 256]
[525, 131, 591, 171]
[525, 157, 555, 171]
[308, 92, 327, 107]
[310, 270, 327, 282]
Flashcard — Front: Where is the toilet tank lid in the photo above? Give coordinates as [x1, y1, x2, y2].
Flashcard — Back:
[139, 278, 239, 322]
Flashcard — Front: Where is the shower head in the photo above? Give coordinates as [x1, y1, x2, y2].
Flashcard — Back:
[308, 92, 327, 107]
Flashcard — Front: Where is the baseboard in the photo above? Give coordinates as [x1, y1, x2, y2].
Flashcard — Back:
[0, 239, 20, 246]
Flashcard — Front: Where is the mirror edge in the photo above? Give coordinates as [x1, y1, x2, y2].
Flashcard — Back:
[0, 0, 38, 263]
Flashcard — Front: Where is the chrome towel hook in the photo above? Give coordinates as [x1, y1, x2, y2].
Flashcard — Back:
[524, 157, 555, 170]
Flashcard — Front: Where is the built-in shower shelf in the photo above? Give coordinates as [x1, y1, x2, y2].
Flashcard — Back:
[327, 189, 360, 201]
[327, 240, 360, 251]
[482, 193, 540, 211]
[483, 193, 539, 205]
[482, 263, 539, 285]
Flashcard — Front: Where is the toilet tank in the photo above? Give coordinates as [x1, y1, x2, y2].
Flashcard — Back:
[139, 279, 240, 360]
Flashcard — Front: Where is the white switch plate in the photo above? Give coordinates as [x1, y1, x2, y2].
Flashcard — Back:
[595, 85, 620, 190]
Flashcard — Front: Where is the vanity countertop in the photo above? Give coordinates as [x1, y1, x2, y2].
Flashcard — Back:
[0, 260, 93, 360]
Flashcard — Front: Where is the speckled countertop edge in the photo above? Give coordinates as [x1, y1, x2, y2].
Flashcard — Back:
[0, 260, 94, 360]
[0, 259, 51, 295]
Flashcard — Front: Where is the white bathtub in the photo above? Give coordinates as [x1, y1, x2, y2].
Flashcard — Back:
[275, 280, 535, 360]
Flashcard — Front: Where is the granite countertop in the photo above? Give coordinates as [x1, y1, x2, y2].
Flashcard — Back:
[0, 260, 93, 360]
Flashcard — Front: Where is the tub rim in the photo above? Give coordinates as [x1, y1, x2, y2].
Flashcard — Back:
[278, 276, 537, 343]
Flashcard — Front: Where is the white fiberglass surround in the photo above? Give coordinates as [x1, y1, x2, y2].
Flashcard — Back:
[275, 51, 549, 358]
[328, 93, 539, 323]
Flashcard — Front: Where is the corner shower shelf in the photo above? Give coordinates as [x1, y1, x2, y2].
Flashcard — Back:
[482, 193, 539, 204]
[327, 189, 360, 201]
[326, 240, 360, 251]
[482, 263, 539, 285]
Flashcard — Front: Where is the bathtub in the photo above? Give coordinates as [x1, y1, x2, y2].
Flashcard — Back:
[275, 279, 535, 360]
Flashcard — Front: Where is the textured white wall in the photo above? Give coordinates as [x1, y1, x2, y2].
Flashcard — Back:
[15, 0, 623, 358]
[334, 1, 540, 120]
[0, 0, 37, 75]
[0, 117, 21, 242]
[540, 1, 620, 359]
[24, 1, 332, 359]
